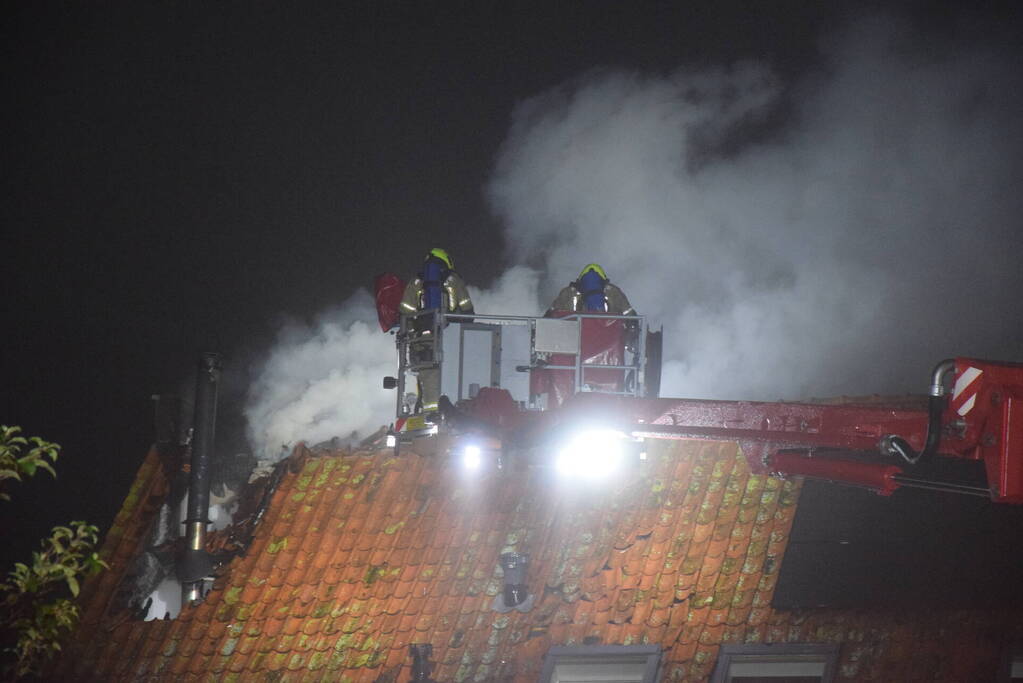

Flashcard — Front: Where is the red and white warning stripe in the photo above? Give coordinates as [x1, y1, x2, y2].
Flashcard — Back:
[951, 365, 983, 416]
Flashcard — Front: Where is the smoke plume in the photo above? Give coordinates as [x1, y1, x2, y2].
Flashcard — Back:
[246, 13, 1022, 460]
[244, 292, 398, 461]
[489, 14, 1023, 401]
[243, 272, 542, 461]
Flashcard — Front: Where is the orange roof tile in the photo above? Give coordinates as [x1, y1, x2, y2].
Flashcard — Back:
[55, 437, 1023, 681]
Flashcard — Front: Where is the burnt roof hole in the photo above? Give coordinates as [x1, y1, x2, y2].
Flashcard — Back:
[132, 597, 153, 620]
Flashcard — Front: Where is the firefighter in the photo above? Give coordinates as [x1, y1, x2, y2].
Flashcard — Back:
[546, 263, 636, 316]
[535, 264, 637, 403]
[400, 248, 474, 414]
[400, 247, 474, 316]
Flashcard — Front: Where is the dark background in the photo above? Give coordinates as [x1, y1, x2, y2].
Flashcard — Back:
[777, 481, 1023, 608]
[3, 1, 1022, 592]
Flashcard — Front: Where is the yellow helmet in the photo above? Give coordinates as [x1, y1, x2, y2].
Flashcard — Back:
[428, 247, 453, 269]
[578, 263, 607, 280]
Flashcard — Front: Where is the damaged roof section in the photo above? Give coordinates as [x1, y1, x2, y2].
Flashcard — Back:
[57, 438, 1022, 681]
[96, 441, 273, 622]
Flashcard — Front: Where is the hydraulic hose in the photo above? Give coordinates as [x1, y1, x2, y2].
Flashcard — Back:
[883, 359, 955, 465]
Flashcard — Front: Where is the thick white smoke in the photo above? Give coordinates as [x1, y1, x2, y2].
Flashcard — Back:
[468, 265, 542, 317]
[243, 271, 543, 462]
[246, 14, 1022, 459]
[244, 291, 398, 461]
[488, 15, 1023, 401]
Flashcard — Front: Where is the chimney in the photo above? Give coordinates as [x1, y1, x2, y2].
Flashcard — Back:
[179, 352, 221, 604]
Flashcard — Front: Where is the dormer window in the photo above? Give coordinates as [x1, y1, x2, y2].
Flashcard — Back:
[710, 643, 838, 682]
[539, 645, 661, 683]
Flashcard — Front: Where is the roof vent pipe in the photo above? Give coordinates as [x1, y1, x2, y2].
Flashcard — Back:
[409, 644, 435, 682]
[492, 552, 534, 612]
[179, 352, 221, 604]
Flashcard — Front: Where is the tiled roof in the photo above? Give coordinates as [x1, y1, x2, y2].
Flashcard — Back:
[80, 445, 174, 626]
[58, 438, 1021, 681]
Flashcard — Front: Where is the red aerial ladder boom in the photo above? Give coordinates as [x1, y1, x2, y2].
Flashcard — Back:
[376, 281, 1023, 504]
[548, 357, 1023, 503]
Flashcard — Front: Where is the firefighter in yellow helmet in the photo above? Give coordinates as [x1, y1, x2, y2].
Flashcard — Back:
[400, 248, 474, 414]
[547, 263, 636, 316]
[400, 248, 474, 316]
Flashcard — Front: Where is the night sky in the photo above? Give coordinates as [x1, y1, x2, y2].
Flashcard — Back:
[4, 3, 1022, 572]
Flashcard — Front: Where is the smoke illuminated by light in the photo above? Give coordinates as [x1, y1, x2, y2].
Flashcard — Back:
[488, 14, 1023, 402]
[244, 292, 397, 462]
[245, 13, 1023, 461]
[244, 266, 541, 463]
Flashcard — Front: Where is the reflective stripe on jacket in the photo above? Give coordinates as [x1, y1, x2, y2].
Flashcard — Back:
[547, 282, 635, 316]
[400, 272, 474, 314]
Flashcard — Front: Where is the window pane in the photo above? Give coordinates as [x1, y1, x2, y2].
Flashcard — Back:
[541, 646, 660, 683]
[552, 660, 646, 682]
[714, 645, 836, 683]
[730, 661, 825, 677]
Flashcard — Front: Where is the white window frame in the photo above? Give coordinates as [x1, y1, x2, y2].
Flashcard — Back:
[710, 643, 839, 683]
[539, 644, 661, 683]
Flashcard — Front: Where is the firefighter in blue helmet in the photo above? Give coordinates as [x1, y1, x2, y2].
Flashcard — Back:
[400, 248, 474, 414]
[400, 248, 474, 316]
[547, 263, 635, 316]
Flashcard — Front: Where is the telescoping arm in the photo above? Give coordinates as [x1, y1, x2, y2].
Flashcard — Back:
[561, 358, 1023, 503]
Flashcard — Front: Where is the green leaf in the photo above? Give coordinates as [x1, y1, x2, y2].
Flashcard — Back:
[0, 427, 103, 677]
[35, 460, 57, 478]
[18, 457, 38, 477]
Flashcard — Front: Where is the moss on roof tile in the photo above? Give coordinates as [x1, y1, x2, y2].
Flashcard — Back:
[223, 585, 243, 605]
[57, 442, 1023, 682]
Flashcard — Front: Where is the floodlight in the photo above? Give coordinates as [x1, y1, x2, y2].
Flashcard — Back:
[555, 429, 627, 479]
[462, 444, 482, 470]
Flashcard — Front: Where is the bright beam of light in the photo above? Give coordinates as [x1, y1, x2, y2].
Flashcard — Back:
[555, 429, 627, 479]
[462, 445, 482, 470]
